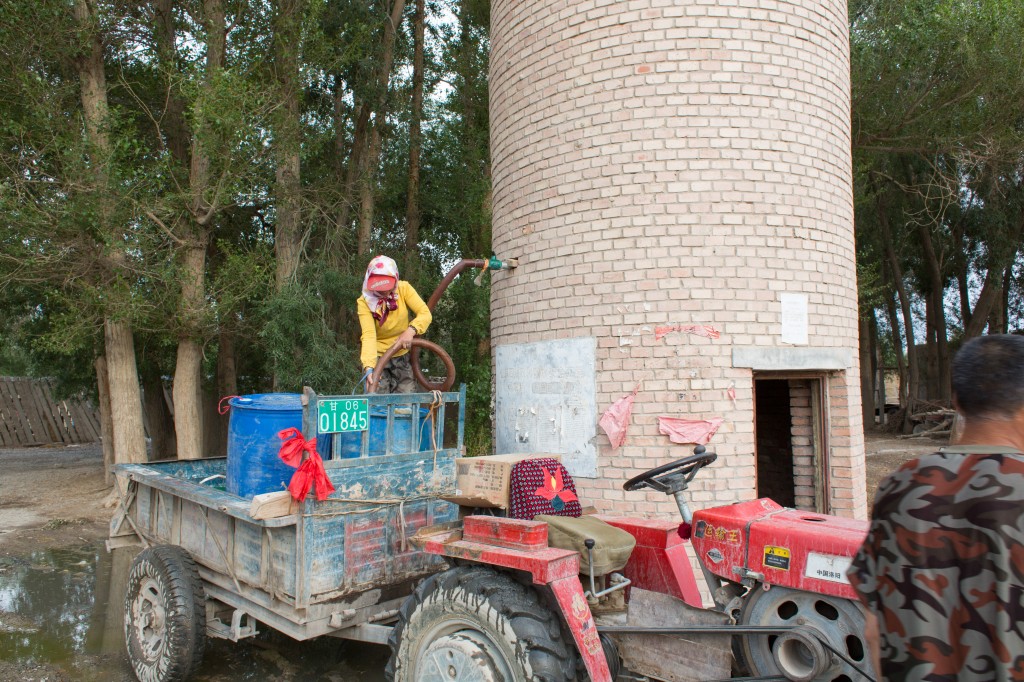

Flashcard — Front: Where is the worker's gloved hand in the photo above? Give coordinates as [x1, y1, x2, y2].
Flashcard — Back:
[397, 327, 416, 350]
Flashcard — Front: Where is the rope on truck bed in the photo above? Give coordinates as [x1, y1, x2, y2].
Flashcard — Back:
[307, 490, 458, 551]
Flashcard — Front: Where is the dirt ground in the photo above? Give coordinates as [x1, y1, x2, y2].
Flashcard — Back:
[862, 429, 947, 505]
[0, 443, 113, 558]
[0, 430, 949, 557]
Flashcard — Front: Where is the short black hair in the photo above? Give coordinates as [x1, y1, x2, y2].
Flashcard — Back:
[952, 334, 1024, 420]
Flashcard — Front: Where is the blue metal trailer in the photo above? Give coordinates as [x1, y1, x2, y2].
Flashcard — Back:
[108, 387, 465, 681]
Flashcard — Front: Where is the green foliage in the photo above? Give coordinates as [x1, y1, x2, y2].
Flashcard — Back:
[851, 0, 1024, 409]
[258, 260, 361, 394]
[0, 340, 30, 377]
[852, 0, 1024, 153]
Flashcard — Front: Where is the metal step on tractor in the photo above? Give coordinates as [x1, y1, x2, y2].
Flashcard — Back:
[392, 446, 876, 682]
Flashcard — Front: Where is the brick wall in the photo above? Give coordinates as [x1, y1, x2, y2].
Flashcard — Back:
[489, 0, 867, 521]
[789, 380, 817, 510]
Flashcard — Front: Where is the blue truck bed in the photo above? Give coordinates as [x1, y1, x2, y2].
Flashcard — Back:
[109, 388, 464, 642]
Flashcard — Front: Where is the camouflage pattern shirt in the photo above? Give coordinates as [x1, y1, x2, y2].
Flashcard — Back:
[848, 446, 1024, 682]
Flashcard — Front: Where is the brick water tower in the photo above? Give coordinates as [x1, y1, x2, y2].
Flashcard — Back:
[489, 0, 867, 520]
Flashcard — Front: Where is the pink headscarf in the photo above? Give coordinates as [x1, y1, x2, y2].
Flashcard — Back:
[362, 255, 400, 325]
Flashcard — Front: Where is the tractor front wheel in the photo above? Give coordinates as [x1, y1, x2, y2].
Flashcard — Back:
[386, 566, 575, 682]
[738, 585, 875, 682]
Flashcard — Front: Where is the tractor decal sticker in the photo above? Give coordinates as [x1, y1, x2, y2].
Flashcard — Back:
[695, 522, 740, 544]
[707, 548, 724, 564]
[694, 520, 707, 538]
[571, 592, 589, 621]
[570, 593, 602, 655]
[763, 546, 791, 570]
[581, 619, 602, 655]
[803, 552, 852, 585]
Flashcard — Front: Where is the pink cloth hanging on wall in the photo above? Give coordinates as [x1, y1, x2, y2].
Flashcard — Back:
[657, 416, 724, 445]
[598, 384, 641, 450]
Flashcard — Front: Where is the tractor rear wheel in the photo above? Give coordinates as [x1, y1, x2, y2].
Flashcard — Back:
[738, 585, 875, 682]
[386, 566, 576, 681]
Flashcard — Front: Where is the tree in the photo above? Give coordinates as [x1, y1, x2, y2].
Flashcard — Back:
[851, 0, 1024, 422]
[272, 0, 305, 288]
[74, 0, 148, 465]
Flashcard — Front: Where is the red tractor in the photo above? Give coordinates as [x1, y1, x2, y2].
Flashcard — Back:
[387, 447, 875, 682]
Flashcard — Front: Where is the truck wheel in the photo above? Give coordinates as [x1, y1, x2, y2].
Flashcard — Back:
[124, 545, 206, 682]
[386, 566, 575, 681]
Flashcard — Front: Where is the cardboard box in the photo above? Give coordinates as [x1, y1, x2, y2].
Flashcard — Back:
[443, 453, 562, 508]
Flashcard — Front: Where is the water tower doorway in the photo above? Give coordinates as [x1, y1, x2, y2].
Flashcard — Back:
[753, 374, 830, 513]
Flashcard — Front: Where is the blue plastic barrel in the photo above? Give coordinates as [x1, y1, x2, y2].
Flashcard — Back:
[337, 406, 437, 458]
[225, 393, 331, 498]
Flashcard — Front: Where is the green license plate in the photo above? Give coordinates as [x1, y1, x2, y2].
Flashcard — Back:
[317, 399, 368, 434]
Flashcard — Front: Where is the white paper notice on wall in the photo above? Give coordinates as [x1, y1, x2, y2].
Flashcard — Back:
[780, 293, 809, 345]
[495, 337, 598, 478]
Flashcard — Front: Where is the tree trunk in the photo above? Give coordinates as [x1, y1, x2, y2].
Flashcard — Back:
[213, 327, 237, 457]
[949, 217, 972, 328]
[94, 356, 114, 484]
[142, 371, 176, 460]
[915, 223, 950, 401]
[173, 243, 208, 460]
[357, 124, 382, 254]
[217, 328, 237, 400]
[75, 0, 147, 467]
[154, 0, 190, 166]
[404, 0, 425, 256]
[995, 264, 1012, 334]
[104, 320, 147, 463]
[963, 265, 1003, 338]
[877, 197, 918, 429]
[957, 270, 971, 329]
[871, 311, 885, 424]
[273, 0, 303, 288]
[173, 0, 225, 460]
[356, 0, 407, 256]
[337, 98, 371, 246]
[964, 231, 1022, 338]
[858, 307, 875, 428]
[924, 294, 939, 401]
[884, 285, 907, 406]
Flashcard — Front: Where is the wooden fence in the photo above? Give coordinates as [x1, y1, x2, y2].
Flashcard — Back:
[0, 377, 101, 447]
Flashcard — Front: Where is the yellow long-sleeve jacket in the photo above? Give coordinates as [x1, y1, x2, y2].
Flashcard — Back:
[356, 281, 432, 370]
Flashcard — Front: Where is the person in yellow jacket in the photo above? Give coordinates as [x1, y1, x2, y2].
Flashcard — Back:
[357, 255, 432, 393]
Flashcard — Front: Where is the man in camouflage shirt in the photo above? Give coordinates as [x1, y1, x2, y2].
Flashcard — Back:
[849, 334, 1024, 681]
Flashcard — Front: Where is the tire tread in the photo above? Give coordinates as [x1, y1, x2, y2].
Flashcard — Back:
[124, 545, 206, 682]
[386, 566, 576, 681]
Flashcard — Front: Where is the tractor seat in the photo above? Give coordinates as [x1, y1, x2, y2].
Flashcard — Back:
[506, 457, 636, 574]
[536, 514, 636, 575]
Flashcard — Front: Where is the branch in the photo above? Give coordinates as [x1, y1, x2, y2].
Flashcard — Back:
[116, 68, 163, 150]
[145, 210, 187, 246]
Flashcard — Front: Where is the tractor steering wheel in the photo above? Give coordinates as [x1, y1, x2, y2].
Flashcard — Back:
[622, 445, 718, 494]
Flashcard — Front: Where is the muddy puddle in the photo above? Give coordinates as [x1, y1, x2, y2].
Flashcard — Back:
[0, 544, 388, 681]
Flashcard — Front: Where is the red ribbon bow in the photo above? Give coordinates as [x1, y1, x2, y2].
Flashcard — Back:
[277, 428, 336, 502]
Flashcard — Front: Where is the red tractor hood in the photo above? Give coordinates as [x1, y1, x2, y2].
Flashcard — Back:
[691, 499, 869, 600]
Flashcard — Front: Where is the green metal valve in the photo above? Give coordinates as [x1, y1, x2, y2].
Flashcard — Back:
[487, 255, 518, 270]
